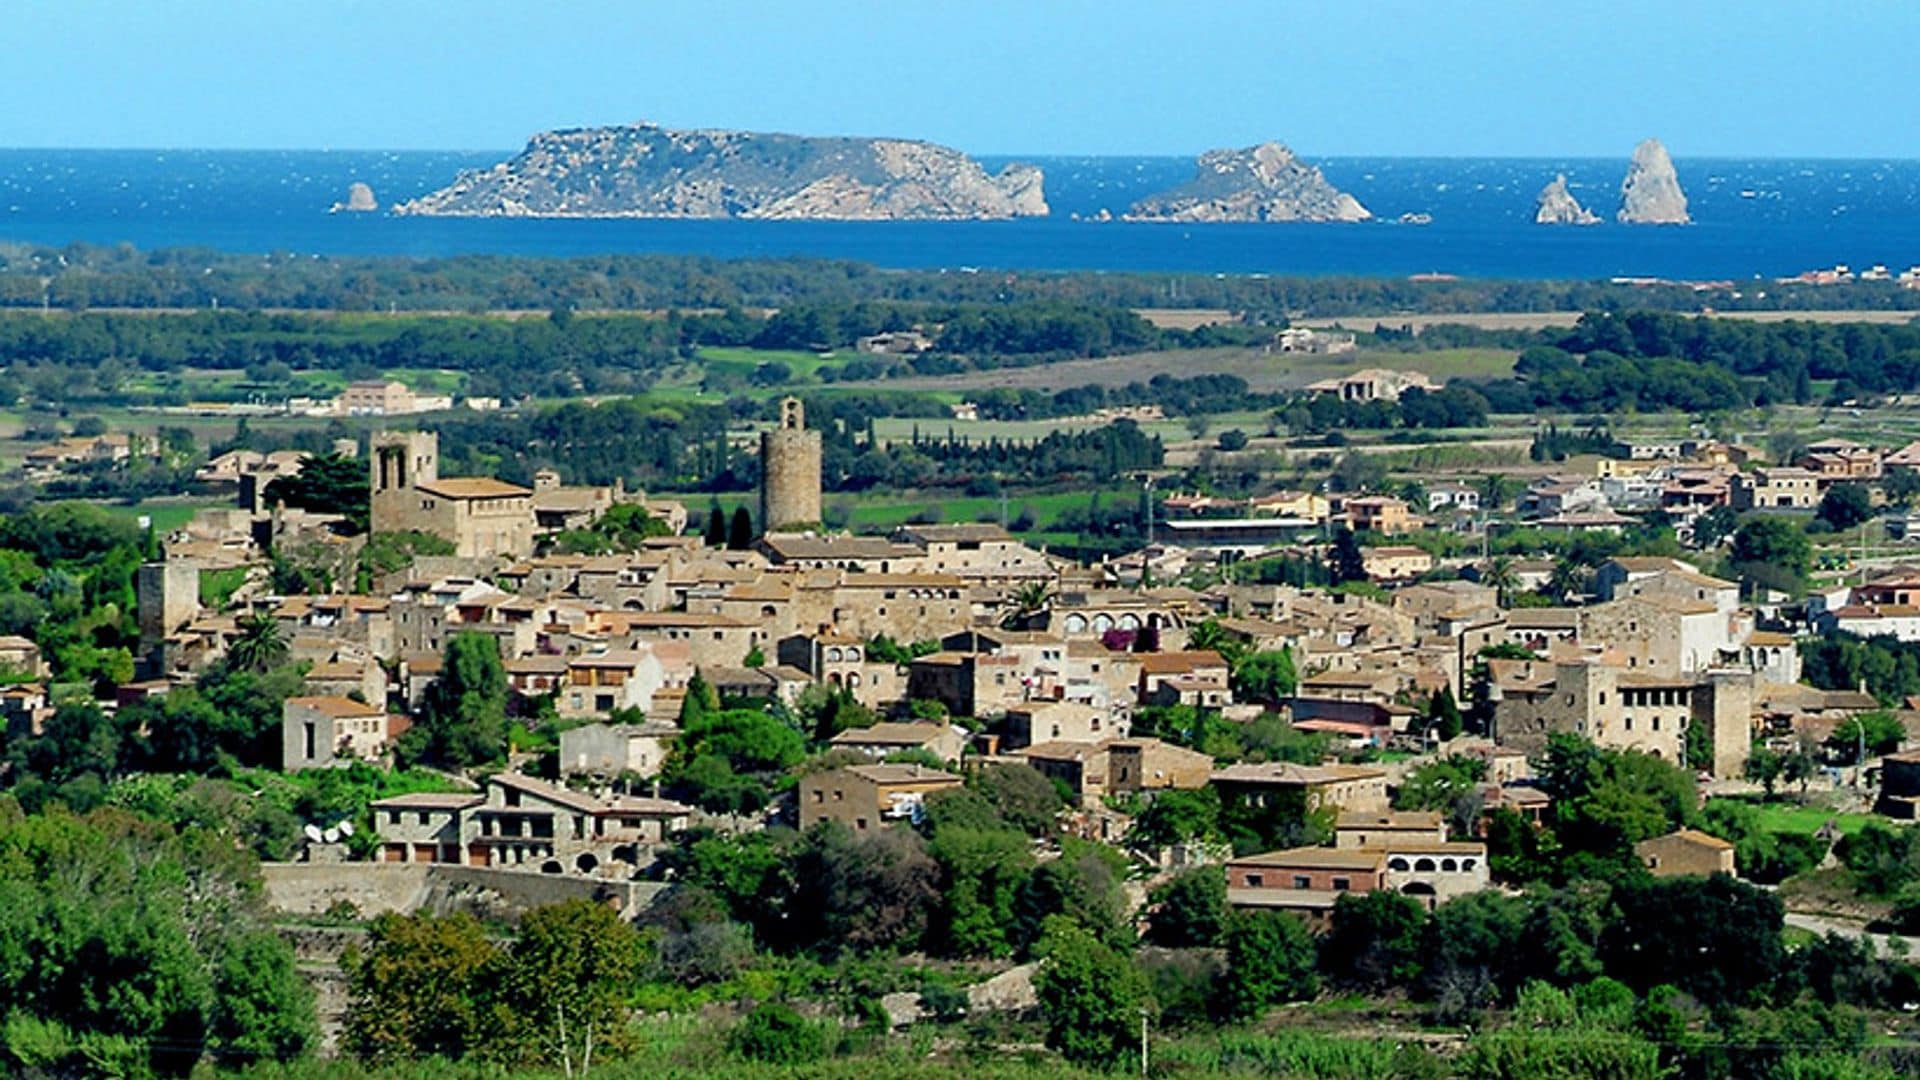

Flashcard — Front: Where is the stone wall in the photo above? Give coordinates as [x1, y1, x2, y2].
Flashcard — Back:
[261, 862, 667, 921]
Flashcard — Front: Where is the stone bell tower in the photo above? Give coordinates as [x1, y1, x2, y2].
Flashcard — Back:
[759, 397, 822, 531]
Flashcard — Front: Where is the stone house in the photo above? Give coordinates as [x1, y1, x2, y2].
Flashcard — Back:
[797, 764, 963, 832]
[1015, 736, 1212, 806]
[560, 649, 666, 718]
[829, 721, 968, 763]
[1635, 829, 1737, 877]
[1730, 467, 1823, 511]
[370, 792, 483, 864]
[1363, 545, 1435, 582]
[467, 771, 691, 875]
[557, 721, 679, 779]
[1003, 701, 1122, 750]
[1210, 762, 1390, 816]
[282, 695, 400, 770]
[893, 524, 1056, 586]
[1489, 657, 1752, 776]
[907, 651, 1027, 718]
[370, 431, 534, 559]
[1345, 496, 1414, 535]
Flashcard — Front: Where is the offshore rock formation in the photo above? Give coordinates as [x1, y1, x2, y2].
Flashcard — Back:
[1534, 174, 1599, 225]
[330, 182, 377, 213]
[1617, 138, 1690, 224]
[1125, 142, 1370, 222]
[393, 123, 1048, 220]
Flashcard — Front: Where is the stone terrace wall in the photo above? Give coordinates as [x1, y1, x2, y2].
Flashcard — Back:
[262, 862, 666, 921]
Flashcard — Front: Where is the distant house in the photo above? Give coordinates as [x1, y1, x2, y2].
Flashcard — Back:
[557, 720, 679, 779]
[1634, 829, 1737, 878]
[856, 330, 935, 355]
[829, 721, 968, 763]
[1304, 367, 1433, 401]
[1273, 328, 1359, 356]
[798, 764, 962, 832]
[282, 695, 403, 770]
[1362, 545, 1434, 582]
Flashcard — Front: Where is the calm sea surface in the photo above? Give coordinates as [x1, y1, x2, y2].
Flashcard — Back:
[1, 149, 1918, 280]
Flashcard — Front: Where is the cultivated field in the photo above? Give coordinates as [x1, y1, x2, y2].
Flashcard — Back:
[851, 346, 1520, 395]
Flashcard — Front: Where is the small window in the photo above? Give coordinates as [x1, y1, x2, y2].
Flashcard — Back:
[1331, 877, 1351, 892]
[1245, 873, 1264, 887]
[1292, 875, 1312, 889]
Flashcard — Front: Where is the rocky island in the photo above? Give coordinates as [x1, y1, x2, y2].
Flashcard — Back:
[1125, 142, 1369, 223]
[1618, 138, 1690, 224]
[330, 182, 377, 213]
[1534, 174, 1599, 225]
[392, 122, 1047, 220]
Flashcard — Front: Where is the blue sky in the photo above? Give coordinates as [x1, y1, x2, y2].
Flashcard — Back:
[3, 1, 1915, 156]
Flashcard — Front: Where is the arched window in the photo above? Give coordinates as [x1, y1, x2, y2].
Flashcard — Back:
[1414, 858, 1436, 873]
[1440, 858, 1457, 872]
[1388, 857, 1410, 871]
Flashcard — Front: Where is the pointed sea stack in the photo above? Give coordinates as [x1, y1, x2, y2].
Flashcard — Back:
[1534, 174, 1599, 225]
[1617, 138, 1690, 224]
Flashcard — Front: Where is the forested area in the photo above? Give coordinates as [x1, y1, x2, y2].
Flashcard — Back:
[5, 241, 1917, 315]
[1466, 310, 1920, 412]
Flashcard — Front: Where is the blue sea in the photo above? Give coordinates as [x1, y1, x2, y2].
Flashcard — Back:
[2, 149, 1918, 280]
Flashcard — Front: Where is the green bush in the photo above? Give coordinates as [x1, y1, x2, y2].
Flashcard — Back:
[731, 1001, 830, 1065]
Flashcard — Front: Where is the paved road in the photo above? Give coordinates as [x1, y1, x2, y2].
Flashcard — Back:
[1783, 911, 1920, 952]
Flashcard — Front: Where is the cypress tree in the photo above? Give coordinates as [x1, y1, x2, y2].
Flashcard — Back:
[728, 506, 754, 549]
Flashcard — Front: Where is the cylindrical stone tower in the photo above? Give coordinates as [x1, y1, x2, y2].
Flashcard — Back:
[760, 397, 822, 531]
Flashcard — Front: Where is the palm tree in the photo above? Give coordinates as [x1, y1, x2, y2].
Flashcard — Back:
[228, 612, 289, 673]
[1547, 558, 1588, 604]
[1482, 556, 1519, 608]
[1002, 580, 1055, 629]
[1479, 473, 1514, 512]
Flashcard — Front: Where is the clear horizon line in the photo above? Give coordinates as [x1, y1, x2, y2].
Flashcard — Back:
[0, 143, 1917, 164]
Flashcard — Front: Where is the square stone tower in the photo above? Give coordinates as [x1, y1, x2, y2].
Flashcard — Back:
[370, 431, 439, 535]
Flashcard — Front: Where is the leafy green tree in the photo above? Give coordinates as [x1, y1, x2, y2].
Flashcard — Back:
[1231, 649, 1298, 704]
[345, 911, 501, 1063]
[1746, 746, 1786, 797]
[1418, 890, 1531, 1013]
[209, 929, 318, 1065]
[970, 763, 1064, 837]
[496, 899, 643, 1071]
[1131, 787, 1221, 851]
[928, 822, 1032, 958]
[1032, 920, 1150, 1071]
[1218, 909, 1318, 1018]
[1322, 890, 1428, 991]
[1730, 517, 1812, 595]
[1601, 875, 1786, 1007]
[1817, 482, 1874, 531]
[675, 708, 806, 775]
[790, 822, 940, 955]
[400, 632, 509, 769]
[1826, 710, 1905, 763]
[1014, 840, 1133, 952]
[1146, 867, 1227, 948]
[264, 452, 370, 531]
